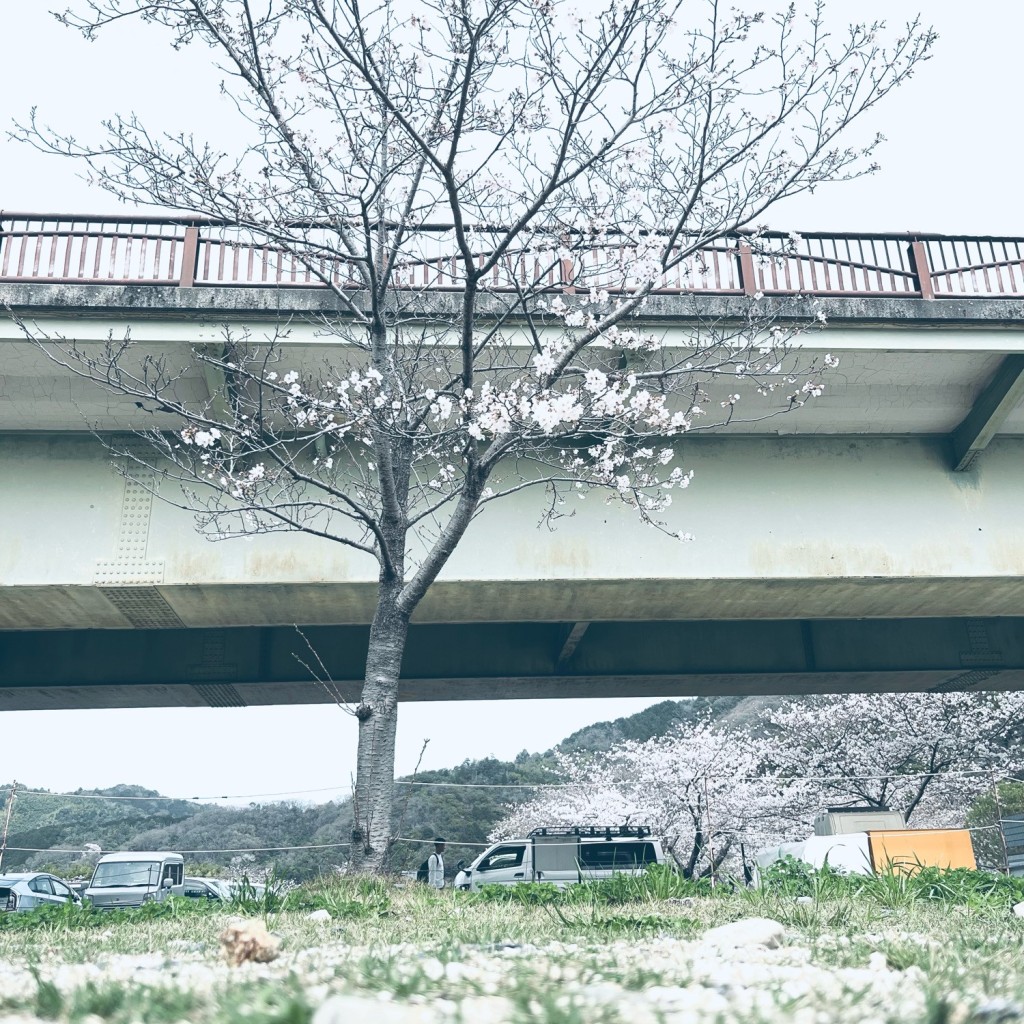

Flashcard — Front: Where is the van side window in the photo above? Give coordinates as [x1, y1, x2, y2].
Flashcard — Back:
[162, 863, 183, 886]
[579, 842, 656, 869]
[478, 845, 525, 871]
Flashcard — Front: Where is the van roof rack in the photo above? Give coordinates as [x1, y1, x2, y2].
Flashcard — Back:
[528, 825, 652, 839]
[823, 806, 891, 814]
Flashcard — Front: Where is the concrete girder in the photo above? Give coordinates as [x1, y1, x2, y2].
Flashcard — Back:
[1, 617, 1022, 711]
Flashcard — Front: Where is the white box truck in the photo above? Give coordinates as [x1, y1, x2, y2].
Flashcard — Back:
[84, 852, 185, 910]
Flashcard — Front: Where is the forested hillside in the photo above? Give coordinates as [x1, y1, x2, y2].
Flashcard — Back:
[1, 699, 703, 879]
[4, 692, 1018, 879]
[0, 785, 198, 873]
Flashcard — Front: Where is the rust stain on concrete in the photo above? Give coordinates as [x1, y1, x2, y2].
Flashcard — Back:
[0, 536, 21, 582]
[244, 549, 350, 582]
[747, 539, 969, 578]
[513, 536, 594, 575]
[169, 551, 224, 584]
[988, 535, 1024, 574]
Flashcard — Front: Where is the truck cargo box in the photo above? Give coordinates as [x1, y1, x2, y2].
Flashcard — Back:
[814, 808, 906, 836]
[866, 829, 976, 873]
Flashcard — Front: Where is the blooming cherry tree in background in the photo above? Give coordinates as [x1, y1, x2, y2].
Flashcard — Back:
[14, 0, 933, 870]
[502, 692, 1024, 871]
[496, 719, 815, 876]
[765, 692, 1024, 828]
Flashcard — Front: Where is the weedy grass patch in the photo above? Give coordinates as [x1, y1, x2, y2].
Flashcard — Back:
[2, 869, 1024, 1023]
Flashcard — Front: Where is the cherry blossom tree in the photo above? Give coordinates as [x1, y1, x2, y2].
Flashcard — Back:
[765, 692, 1024, 828]
[14, 0, 933, 870]
[496, 718, 815, 876]
[500, 693, 1024, 874]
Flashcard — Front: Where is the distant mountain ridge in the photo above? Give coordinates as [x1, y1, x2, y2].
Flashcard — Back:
[1, 696, 773, 877]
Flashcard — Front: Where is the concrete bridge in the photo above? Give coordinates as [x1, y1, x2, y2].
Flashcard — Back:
[2, 216, 1024, 710]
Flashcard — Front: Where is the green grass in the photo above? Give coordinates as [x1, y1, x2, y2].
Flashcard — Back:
[1, 869, 1024, 1023]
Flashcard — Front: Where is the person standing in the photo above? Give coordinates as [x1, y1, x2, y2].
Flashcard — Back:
[428, 837, 446, 889]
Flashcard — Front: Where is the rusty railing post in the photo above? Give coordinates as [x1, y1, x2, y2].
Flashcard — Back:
[179, 225, 200, 288]
[908, 240, 934, 299]
[560, 256, 577, 295]
[737, 242, 758, 296]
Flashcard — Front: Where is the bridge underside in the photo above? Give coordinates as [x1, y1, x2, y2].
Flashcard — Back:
[3, 286, 1024, 712]
[2, 615, 1022, 711]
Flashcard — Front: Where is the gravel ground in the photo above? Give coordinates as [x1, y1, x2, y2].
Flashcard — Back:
[0, 916, 973, 1024]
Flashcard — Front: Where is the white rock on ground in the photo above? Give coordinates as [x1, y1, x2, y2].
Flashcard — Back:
[699, 918, 787, 950]
[1012, 902, 1024, 918]
[307, 909, 333, 922]
[313, 994, 438, 1024]
[867, 952, 890, 972]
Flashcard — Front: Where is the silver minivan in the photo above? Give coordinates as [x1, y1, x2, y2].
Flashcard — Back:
[454, 826, 665, 891]
[84, 852, 185, 910]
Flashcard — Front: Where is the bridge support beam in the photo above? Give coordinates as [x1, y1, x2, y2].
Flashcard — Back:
[951, 354, 1024, 471]
[2, 617, 1023, 711]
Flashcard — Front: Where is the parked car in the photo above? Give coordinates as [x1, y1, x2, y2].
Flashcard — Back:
[181, 877, 232, 902]
[453, 825, 666, 891]
[0, 872, 82, 912]
[84, 851, 185, 910]
[228, 880, 266, 901]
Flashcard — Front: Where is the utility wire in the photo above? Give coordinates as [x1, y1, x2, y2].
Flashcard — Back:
[5, 821, 1009, 859]
[6, 841, 352, 856]
[10, 767, 1017, 805]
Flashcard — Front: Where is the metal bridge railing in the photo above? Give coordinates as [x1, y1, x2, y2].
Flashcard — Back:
[3, 213, 1024, 300]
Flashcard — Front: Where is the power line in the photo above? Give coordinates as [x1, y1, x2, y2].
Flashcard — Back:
[12, 785, 352, 803]
[7, 841, 352, 856]
[12, 766, 1013, 805]
[8, 821, 1007, 860]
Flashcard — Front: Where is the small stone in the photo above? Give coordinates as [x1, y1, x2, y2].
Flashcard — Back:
[458, 997, 516, 1024]
[970, 999, 1024, 1023]
[701, 917, 786, 950]
[314, 995, 435, 1024]
[795, 896, 814, 905]
[867, 951, 889, 971]
[218, 919, 281, 966]
[307, 909, 332, 922]
[1012, 902, 1024, 918]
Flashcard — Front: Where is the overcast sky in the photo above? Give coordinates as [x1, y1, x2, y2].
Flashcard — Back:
[2, 0, 1023, 806]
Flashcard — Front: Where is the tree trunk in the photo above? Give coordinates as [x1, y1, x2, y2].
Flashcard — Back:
[349, 581, 409, 873]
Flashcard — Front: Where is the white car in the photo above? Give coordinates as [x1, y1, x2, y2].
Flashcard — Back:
[182, 877, 233, 901]
[0, 872, 81, 912]
[455, 826, 666, 891]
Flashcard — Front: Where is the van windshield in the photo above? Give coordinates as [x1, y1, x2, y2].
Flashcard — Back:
[91, 861, 161, 888]
[476, 845, 525, 871]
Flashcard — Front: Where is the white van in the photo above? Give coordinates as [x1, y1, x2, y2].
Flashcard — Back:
[454, 826, 666, 891]
[84, 852, 185, 910]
